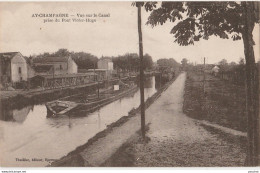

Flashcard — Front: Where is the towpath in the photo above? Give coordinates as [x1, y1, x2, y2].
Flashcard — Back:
[128, 72, 246, 166]
[59, 73, 246, 166]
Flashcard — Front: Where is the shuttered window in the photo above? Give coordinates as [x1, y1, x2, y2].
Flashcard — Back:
[18, 67, 22, 74]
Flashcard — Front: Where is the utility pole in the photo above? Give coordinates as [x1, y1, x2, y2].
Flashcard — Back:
[160, 69, 162, 88]
[94, 62, 99, 98]
[52, 65, 55, 89]
[137, 3, 145, 139]
[203, 57, 206, 94]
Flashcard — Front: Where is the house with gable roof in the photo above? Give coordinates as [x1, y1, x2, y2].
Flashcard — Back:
[0, 52, 29, 84]
[33, 56, 78, 75]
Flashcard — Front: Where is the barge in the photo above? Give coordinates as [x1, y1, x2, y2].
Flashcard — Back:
[46, 83, 138, 117]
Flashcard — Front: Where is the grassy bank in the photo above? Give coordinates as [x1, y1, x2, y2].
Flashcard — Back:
[183, 71, 247, 132]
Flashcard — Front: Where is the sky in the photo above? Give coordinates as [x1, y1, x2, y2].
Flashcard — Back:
[0, 2, 259, 64]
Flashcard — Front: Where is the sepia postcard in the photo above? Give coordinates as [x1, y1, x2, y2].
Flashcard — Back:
[0, 1, 259, 170]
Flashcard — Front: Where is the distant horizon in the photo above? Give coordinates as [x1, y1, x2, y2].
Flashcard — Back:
[0, 2, 259, 64]
[0, 48, 253, 65]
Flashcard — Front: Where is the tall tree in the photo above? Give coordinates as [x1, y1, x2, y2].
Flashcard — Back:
[54, 48, 70, 57]
[71, 52, 98, 69]
[219, 59, 228, 66]
[218, 59, 229, 72]
[181, 58, 188, 70]
[143, 1, 260, 165]
[239, 57, 246, 65]
[143, 53, 154, 70]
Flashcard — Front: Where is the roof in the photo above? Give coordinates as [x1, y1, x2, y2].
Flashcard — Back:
[23, 56, 33, 65]
[0, 52, 20, 61]
[33, 56, 69, 63]
[34, 65, 53, 73]
[98, 57, 112, 62]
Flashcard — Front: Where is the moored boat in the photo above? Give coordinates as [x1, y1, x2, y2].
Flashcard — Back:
[46, 83, 138, 117]
[46, 101, 78, 116]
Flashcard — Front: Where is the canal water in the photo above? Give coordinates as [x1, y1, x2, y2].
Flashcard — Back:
[0, 77, 157, 167]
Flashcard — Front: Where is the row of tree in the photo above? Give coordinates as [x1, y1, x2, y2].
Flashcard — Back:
[216, 58, 251, 85]
[112, 53, 154, 72]
[156, 58, 181, 72]
[181, 58, 247, 85]
[31, 49, 181, 72]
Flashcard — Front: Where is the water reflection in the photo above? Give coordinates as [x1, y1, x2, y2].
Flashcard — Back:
[0, 77, 157, 167]
[0, 106, 33, 123]
[144, 77, 154, 88]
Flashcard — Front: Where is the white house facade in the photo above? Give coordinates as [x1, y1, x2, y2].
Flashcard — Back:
[97, 58, 113, 70]
[68, 57, 78, 74]
[33, 56, 78, 75]
[11, 53, 28, 82]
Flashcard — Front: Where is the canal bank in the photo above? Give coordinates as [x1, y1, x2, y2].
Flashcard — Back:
[49, 73, 180, 167]
[0, 76, 137, 110]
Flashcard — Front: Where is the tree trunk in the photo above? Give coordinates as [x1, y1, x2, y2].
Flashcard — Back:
[137, 4, 146, 139]
[242, 1, 259, 166]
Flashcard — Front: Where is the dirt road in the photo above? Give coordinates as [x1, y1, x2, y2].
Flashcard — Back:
[125, 72, 246, 166]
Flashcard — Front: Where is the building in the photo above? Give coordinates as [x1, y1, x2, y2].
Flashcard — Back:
[0, 52, 28, 84]
[33, 56, 78, 75]
[97, 58, 113, 70]
[24, 57, 36, 79]
[212, 65, 220, 76]
[33, 65, 54, 76]
[87, 69, 113, 80]
[95, 57, 114, 79]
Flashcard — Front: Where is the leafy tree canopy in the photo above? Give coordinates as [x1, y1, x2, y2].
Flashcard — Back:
[181, 58, 188, 66]
[113, 53, 154, 71]
[142, 2, 259, 46]
[157, 58, 180, 69]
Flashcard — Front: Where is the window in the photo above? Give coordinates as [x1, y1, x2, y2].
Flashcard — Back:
[60, 65, 63, 70]
[18, 67, 22, 74]
[20, 77, 23, 81]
